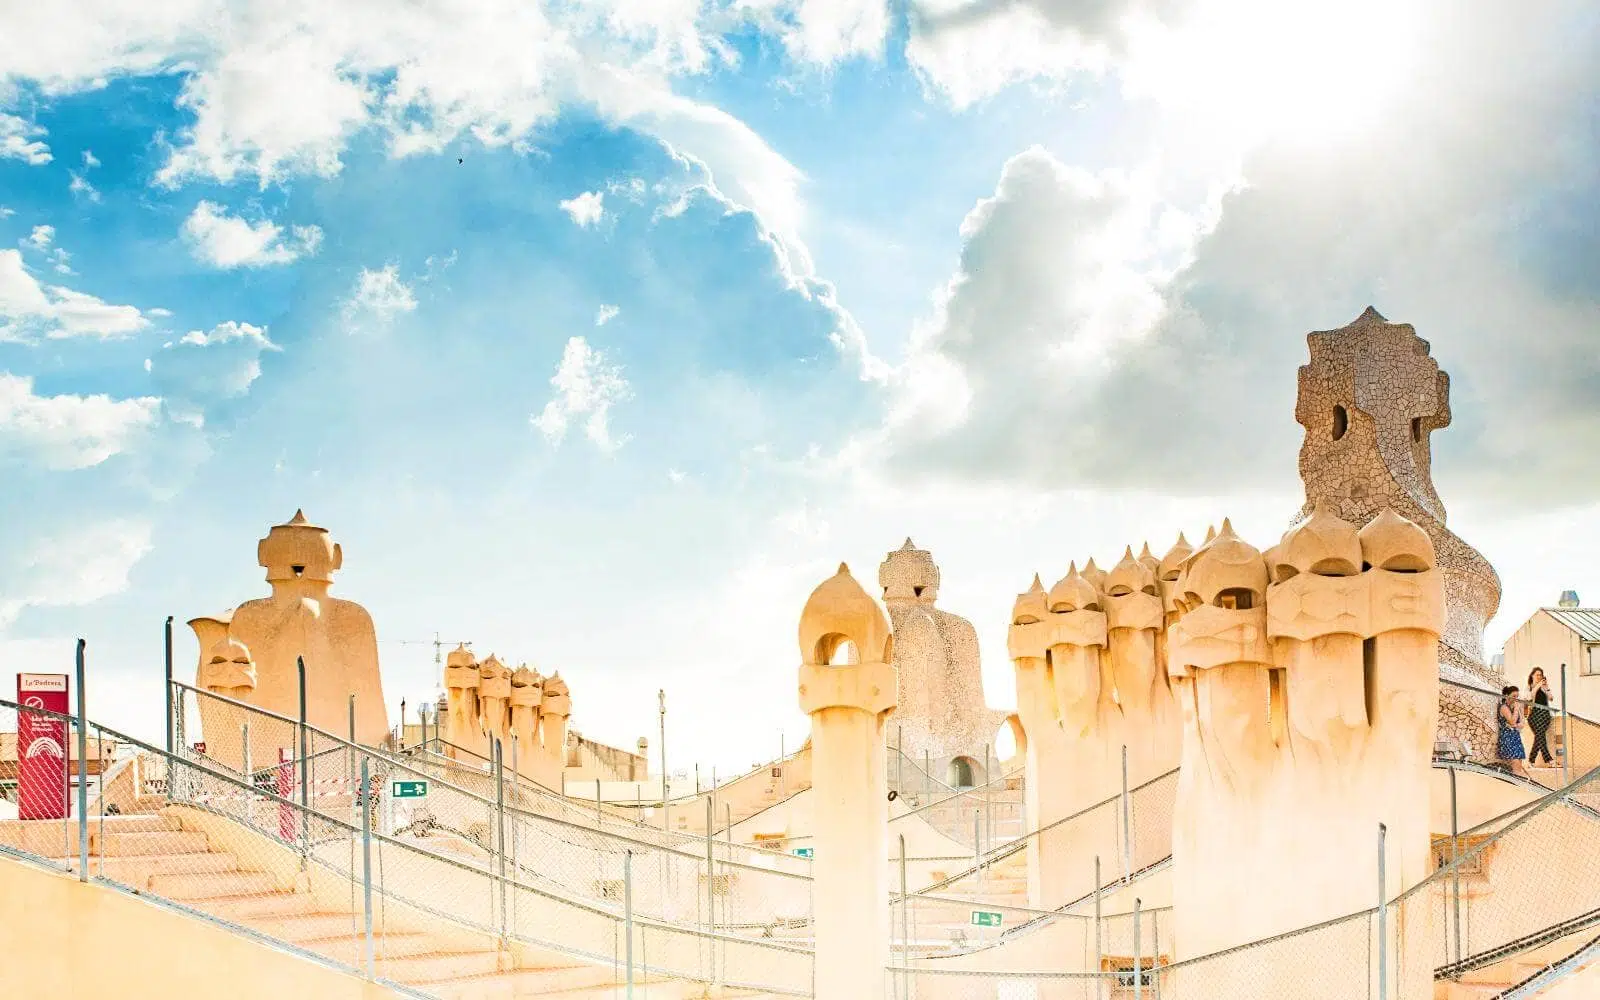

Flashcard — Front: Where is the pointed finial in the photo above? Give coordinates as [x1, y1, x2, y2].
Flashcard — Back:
[1029, 573, 1045, 592]
[900, 537, 917, 551]
[1204, 525, 1217, 543]
[1139, 542, 1154, 559]
[1220, 517, 1236, 536]
[289, 509, 308, 524]
[837, 561, 850, 575]
[1123, 545, 1135, 560]
[1357, 305, 1387, 324]
[1176, 531, 1190, 547]
[1067, 560, 1078, 575]
[1085, 557, 1100, 573]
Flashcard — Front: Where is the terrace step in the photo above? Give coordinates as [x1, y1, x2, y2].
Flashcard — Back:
[196, 890, 319, 921]
[98, 830, 212, 856]
[380, 948, 505, 984]
[148, 869, 278, 900]
[56, 851, 240, 887]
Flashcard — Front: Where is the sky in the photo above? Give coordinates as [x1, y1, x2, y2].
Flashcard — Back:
[2, 0, 1597, 777]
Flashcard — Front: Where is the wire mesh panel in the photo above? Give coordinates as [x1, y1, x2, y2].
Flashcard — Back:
[173, 681, 819, 941]
[888, 966, 1114, 1000]
[1420, 762, 1600, 991]
[0, 700, 79, 873]
[1156, 907, 1377, 1000]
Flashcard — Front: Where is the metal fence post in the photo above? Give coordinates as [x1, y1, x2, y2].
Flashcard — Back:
[360, 757, 375, 980]
[1449, 766, 1461, 976]
[510, 734, 519, 931]
[1377, 822, 1388, 1000]
[973, 810, 983, 886]
[899, 833, 910, 1000]
[163, 616, 174, 757]
[1094, 856, 1103, 1000]
[75, 639, 88, 883]
[1561, 663, 1571, 787]
[705, 796, 719, 989]
[1133, 897, 1143, 1000]
[347, 695, 356, 823]
[173, 686, 188, 803]
[1121, 745, 1132, 883]
[624, 850, 636, 998]
[984, 742, 993, 853]
[495, 739, 507, 942]
[1153, 907, 1161, 999]
[297, 656, 309, 856]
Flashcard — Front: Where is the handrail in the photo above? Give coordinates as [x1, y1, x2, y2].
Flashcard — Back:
[28, 702, 818, 960]
[1498, 928, 1600, 998]
[1435, 905, 1600, 981]
[172, 684, 810, 881]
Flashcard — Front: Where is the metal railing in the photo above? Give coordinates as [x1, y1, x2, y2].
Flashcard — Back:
[4, 693, 814, 996]
[172, 680, 817, 939]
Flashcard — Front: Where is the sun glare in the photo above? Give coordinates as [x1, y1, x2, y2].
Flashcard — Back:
[1125, 0, 1421, 151]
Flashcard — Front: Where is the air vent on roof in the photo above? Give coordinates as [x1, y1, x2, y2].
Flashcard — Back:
[1559, 590, 1581, 608]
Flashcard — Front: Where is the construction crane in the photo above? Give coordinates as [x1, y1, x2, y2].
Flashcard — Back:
[379, 632, 473, 687]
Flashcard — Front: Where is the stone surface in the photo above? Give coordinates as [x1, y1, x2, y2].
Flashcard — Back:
[1166, 509, 1440, 998]
[879, 539, 1008, 780]
[797, 563, 896, 1000]
[443, 645, 569, 789]
[1292, 308, 1502, 757]
[190, 511, 387, 769]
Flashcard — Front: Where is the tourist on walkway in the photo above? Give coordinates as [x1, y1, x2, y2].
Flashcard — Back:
[1527, 668, 1555, 766]
[1498, 685, 1530, 779]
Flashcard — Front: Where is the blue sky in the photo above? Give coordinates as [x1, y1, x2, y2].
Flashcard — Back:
[2, 0, 1597, 773]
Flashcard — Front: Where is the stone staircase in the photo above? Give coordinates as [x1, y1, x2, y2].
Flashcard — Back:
[0, 810, 781, 998]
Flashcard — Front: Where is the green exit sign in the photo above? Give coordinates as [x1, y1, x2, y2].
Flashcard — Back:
[392, 780, 429, 799]
[971, 911, 1003, 928]
[792, 847, 814, 858]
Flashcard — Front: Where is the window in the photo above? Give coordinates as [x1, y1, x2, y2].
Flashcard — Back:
[1412, 417, 1423, 443]
[1332, 405, 1349, 440]
[1586, 644, 1600, 678]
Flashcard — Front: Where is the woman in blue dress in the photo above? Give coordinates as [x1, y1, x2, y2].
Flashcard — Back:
[1497, 685, 1530, 779]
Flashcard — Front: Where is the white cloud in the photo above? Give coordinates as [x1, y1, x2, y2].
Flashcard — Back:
[81, 149, 101, 168]
[69, 171, 102, 202]
[559, 191, 606, 227]
[181, 200, 323, 268]
[0, 113, 51, 165]
[595, 304, 620, 326]
[0, 373, 161, 470]
[341, 264, 417, 325]
[155, 320, 280, 400]
[531, 336, 631, 451]
[0, 1, 883, 380]
[0, 249, 150, 341]
[736, 0, 892, 66]
[19, 227, 73, 274]
[175, 320, 274, 349]
[0, 520, 154, 629]
[873, 1, 1600, 509]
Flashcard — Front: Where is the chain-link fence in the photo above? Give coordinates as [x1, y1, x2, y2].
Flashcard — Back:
[5, 695, 814, 997]
[1407, 759, 1600, 996]
[908, 769, 1176, 911]
[174, 681, 817, 940]
[887, 966, 1115, 999]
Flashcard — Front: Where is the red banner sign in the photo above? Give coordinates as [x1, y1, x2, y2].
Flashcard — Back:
[16, 673, 70, 821]
[277, 748, 295, 841]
